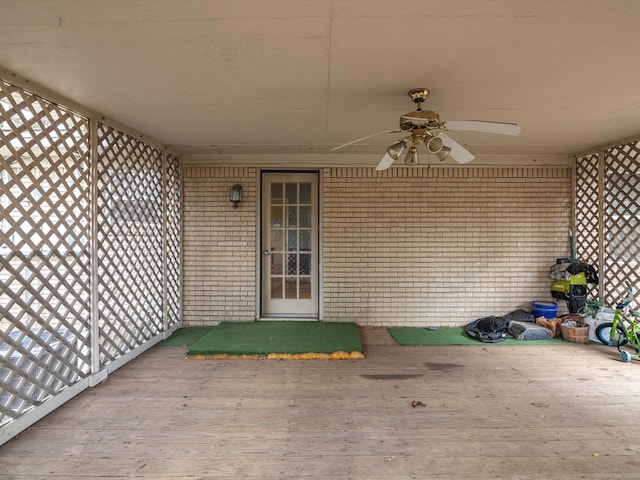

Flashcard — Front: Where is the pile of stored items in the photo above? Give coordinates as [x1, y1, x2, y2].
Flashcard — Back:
[548, 257, 599, 343]
[550, 257, 598, 313]
[530, 300, 590, 343]
[464, 307, 588, 343]
[465, 310, 538, 343]
[465, 258, 599, 343]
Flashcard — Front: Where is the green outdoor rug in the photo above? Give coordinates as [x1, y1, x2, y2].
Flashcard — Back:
[186, 321, 364, 359]
[388, 327, 568, 346]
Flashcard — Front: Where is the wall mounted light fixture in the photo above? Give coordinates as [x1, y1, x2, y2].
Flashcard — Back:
[229, 184, 243, 209]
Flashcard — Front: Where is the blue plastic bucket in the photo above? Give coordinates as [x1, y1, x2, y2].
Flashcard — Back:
[531, 301, 558, 319]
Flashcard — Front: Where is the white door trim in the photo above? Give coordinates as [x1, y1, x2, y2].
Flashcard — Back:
[260, 171, 319, 318]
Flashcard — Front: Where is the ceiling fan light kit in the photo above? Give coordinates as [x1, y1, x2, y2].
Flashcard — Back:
[386, 139, 408, 160]
[425, 135, 444, 154]
[404, 145, 419, 166]
[333, 87, 521, 171]
[435, 146, 452, 162]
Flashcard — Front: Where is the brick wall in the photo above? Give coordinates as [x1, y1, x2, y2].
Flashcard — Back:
[181, 165, 571, 327]
[321, 167, 572, 326]
[182, 167, 257, 325]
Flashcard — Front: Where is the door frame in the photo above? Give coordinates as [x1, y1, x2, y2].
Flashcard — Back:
[257, 170, 322, 320]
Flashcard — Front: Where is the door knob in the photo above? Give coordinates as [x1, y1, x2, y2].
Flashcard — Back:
[263, 250, 270, 256]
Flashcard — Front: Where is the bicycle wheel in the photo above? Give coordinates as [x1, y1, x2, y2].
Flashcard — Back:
[595, 322, 628, 346]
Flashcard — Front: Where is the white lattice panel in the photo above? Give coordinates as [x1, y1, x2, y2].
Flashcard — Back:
[1, 78, 182, 441]
[0, 81, 91, 426]
[165, 153, 181, 327]
[576, 142, 640, 307]
[604, 142, 640, 306]
[96, 125, 164, 366]
[575, 153, 600, 297]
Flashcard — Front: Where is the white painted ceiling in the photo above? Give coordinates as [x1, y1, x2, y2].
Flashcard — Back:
[1, 0, 640, 163]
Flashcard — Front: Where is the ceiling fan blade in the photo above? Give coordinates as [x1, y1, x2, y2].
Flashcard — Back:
[331, 129, 401, 151]
[444, 120, 521, 136]
[441, 134, 475, 164]
[376, 152, 396, 171]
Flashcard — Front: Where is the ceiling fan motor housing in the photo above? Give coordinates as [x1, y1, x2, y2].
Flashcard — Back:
[400, 109, 440, 130]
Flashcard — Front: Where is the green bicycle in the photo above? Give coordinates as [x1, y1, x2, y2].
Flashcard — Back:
[595, 282, 640, 362]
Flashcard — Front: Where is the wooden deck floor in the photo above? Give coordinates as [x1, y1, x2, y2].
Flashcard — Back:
[2, 327, 640, 479]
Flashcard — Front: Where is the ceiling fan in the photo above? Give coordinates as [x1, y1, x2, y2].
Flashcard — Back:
[332, 88, 521, 170]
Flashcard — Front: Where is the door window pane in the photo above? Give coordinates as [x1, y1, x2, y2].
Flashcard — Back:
[271, 253, 283, 275]
[271, 277, 283, 299]
[286, 206, 297, 227]
[270, 230, 283, 251]
[271, 206, 283, 228]
[299, 206, 311, 228]
[285, 183, 297, 204]
[285, 278, 297, 299]
[299, 277, 311, 299]
[271, 183, 283, 204]
[300, 183, 311, 204]
[286, 230, 297, 251]
[300, 254, 311, 275]
[299, 230, 311, 251]
[286, 254, 297, 274]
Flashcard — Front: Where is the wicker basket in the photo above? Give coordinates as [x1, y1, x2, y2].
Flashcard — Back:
[560, 323, 590, 343]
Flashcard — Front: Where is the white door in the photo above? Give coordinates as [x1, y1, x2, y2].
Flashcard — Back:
[261, 173, 318, 317]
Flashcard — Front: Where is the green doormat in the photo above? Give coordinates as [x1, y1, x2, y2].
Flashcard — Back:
[159, 327, 211, 346]
[187, 321, 364, 360]
[388, 327, 568, 346]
